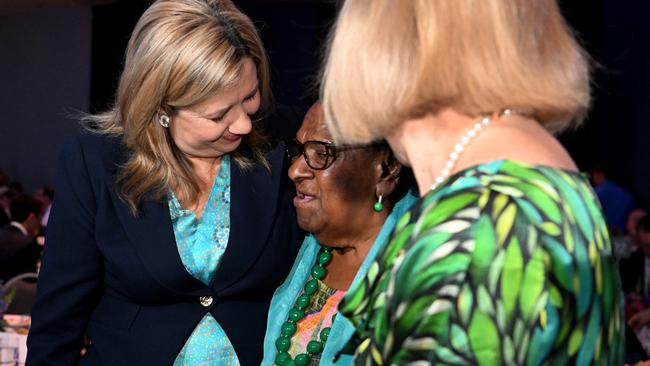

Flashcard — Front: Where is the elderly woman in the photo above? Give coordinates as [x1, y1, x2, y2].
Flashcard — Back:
[320, 0, 624, 365]
[262, 102, 417, 365]
[26, 1, 302, 365]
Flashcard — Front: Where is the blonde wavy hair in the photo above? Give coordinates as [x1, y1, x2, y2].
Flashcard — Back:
[84, 0, 270, 214]
[322, 0, 591, 144]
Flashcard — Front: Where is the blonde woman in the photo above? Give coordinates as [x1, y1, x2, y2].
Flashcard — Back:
[26, 1, 302, 365]
[320, 1, 624, 365]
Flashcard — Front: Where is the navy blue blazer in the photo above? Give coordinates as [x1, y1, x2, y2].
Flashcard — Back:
[26, 128, 302, 365]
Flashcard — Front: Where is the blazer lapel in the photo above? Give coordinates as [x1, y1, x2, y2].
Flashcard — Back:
[106, 140, 287, 297]
[212, 142, 285, 292]
[107, 181, 208, 298]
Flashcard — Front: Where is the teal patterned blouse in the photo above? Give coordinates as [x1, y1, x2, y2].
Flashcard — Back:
[339, 160, 624, 365]
[169, 156, 240, 366]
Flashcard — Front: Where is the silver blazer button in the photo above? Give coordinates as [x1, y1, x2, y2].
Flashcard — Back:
[199, 296, 213, 307]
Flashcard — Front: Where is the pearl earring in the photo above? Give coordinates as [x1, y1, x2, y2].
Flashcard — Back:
[159, 114, 170, 128]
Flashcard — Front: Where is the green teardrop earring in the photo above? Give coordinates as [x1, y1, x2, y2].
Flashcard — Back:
[373, 194, 384, 212]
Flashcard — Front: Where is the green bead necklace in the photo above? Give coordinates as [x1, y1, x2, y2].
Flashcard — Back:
[274, 245, 334, 366]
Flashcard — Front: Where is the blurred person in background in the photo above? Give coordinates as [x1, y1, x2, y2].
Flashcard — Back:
[0, 170, 12, 227]
[592, 164, 635, 233]
[621, 214, 650, 363]
[0, 193, 42, 284]
[34, 185, 54, 232]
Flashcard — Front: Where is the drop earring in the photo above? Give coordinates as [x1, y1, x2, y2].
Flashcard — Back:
[159, 114, 170, 128]
[373, 194, 384, 212]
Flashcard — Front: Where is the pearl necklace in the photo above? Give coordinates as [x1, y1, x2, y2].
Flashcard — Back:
[429, 109, 516, 191]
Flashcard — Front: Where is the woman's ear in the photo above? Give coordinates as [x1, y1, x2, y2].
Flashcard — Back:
[375, 152, 402, 198]
[384, 155, 402, 180]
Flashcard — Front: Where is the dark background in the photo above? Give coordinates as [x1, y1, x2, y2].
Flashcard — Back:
[1, 0, 649, 208]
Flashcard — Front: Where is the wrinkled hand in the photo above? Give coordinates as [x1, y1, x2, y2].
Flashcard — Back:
[629, 308, 650, 331]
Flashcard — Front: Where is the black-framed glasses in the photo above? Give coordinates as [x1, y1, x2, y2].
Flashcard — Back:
[286, 139, 374, 170]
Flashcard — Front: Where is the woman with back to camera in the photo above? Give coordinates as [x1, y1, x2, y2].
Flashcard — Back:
[261, 102, 417, 365]
[26, 0, 302, 365]
[321, 0, 624, 364]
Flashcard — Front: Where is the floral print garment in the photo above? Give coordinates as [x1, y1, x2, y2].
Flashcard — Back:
[339, 160, 624, 366]
[170, 156, 240, 366]
[290, 280, 346, 365]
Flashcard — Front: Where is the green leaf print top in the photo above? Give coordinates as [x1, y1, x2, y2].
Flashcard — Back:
[338, 160, 624, 366]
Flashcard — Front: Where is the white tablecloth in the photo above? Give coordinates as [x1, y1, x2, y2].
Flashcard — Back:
[0, 332, 27, 366]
